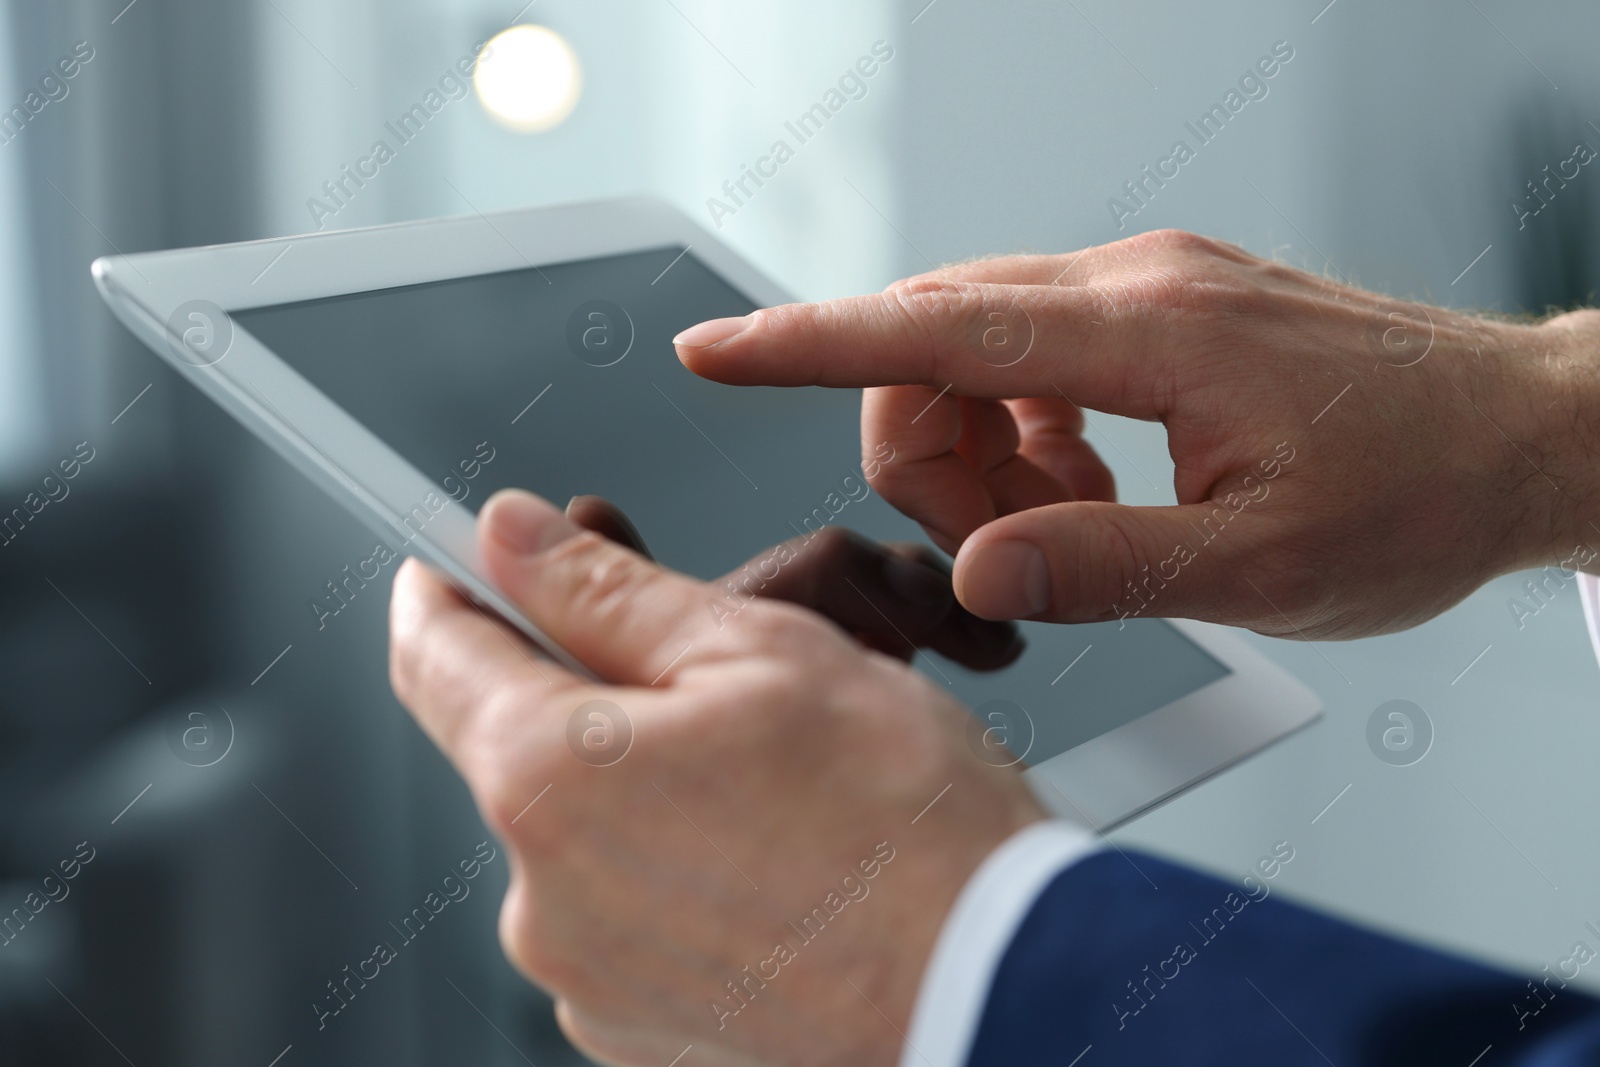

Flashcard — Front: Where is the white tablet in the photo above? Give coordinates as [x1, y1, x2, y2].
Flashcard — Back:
[92, 197, 1320, 829]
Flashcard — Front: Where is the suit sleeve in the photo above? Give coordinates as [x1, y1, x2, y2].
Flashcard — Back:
[966, 849, 1600, 1067]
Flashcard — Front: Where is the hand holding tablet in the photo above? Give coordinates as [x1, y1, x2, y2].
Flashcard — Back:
[389, 487, 1047, 1064]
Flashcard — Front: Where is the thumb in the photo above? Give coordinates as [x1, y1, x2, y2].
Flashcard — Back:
[478, 489, 707, 685]
[952, 500, 1266, 626]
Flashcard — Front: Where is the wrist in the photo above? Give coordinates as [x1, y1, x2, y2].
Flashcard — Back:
[896, 820, 1102, 1067]
[1507, 309, 1600, 572]
[869, 796, 1048, 1048]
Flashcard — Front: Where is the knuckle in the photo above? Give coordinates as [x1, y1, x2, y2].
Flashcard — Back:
[802, 524, 859, 573]
[499, 887, 576, 990]
[1076, 510, 1148, 608]
[476, 770, 531, 844]
[545, 531, 667, 627]
[555, 1001, 638, 1065]
[713, 596, 838, 666]
[892, 275, 980, 309]
[387, 625, 442, 714]
[724, 597, 808, 652]
[1110, 231, 1271, 320]
[747, 301, 798, 332]
[883, 273, 928, 294]
[750, 300, 829, 341]
[386, 572, 426, 706]
[468, 690, 561, 840]
[1121, 227, 1217, 258]
[1115, 264, 1255, 322]
[889, 278, 988, 337]
[862, 447, 895, 489]
[386, 637, 416, 707]
[754, 646, 821, 703]
[1544, 307, 1600, 338]
[717, 654, 817, 735]
[887, 280, 993, 379]
[863, 450, 916, 500]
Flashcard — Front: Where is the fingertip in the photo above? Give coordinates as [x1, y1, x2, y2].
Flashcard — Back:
[392, 555, 453, 614]
[881, 551, 956, 610]
[1079, 463, 1119, 504]
[563, 495, 653, 558]
[674, 336, 731, 381]
[674, 312, 765, 384]
[675, 348, 723, 385]
[394, 554, 426, 587]
[389, 557, 423, 635]
[952, 610, 1027, 669]
[953, 539, 1052, 621]
[481, 489, 577, 559]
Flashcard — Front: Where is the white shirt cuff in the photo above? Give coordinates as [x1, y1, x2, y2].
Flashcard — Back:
[1580, 573, 1600, 670]
[898, 820, 1103, 1067]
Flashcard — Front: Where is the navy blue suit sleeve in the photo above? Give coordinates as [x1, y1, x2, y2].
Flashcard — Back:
[968, 851, 1600, 1067]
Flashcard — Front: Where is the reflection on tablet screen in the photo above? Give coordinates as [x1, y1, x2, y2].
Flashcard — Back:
[234, 248, 1229, 761]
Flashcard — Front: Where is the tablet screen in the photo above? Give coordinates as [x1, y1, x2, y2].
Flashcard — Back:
[234, 248, 1229, 763]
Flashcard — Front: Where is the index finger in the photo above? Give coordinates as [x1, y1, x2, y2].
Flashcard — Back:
[674, 281, 1164, 419]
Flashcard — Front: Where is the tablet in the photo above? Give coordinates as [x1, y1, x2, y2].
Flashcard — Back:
[92, 197, 1320, 829]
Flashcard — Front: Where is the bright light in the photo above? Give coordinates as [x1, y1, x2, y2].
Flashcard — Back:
[474, 25, 582, 133]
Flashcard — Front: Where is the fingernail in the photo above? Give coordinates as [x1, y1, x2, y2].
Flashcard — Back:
[960, 541, 1052, 619]
[484, 490, 575, 556]
[883, 553, 953, 608]
[673, 315, 751, 348]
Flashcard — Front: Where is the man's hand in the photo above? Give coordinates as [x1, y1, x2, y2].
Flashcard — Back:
[677, 230, 1600, 639]
[389, 489, 1046, 1067]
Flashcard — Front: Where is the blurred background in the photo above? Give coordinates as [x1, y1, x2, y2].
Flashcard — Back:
[2, 0, 1599, 1063]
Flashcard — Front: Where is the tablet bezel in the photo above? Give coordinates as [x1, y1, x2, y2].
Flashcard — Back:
[92, 196, 1320, 828]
